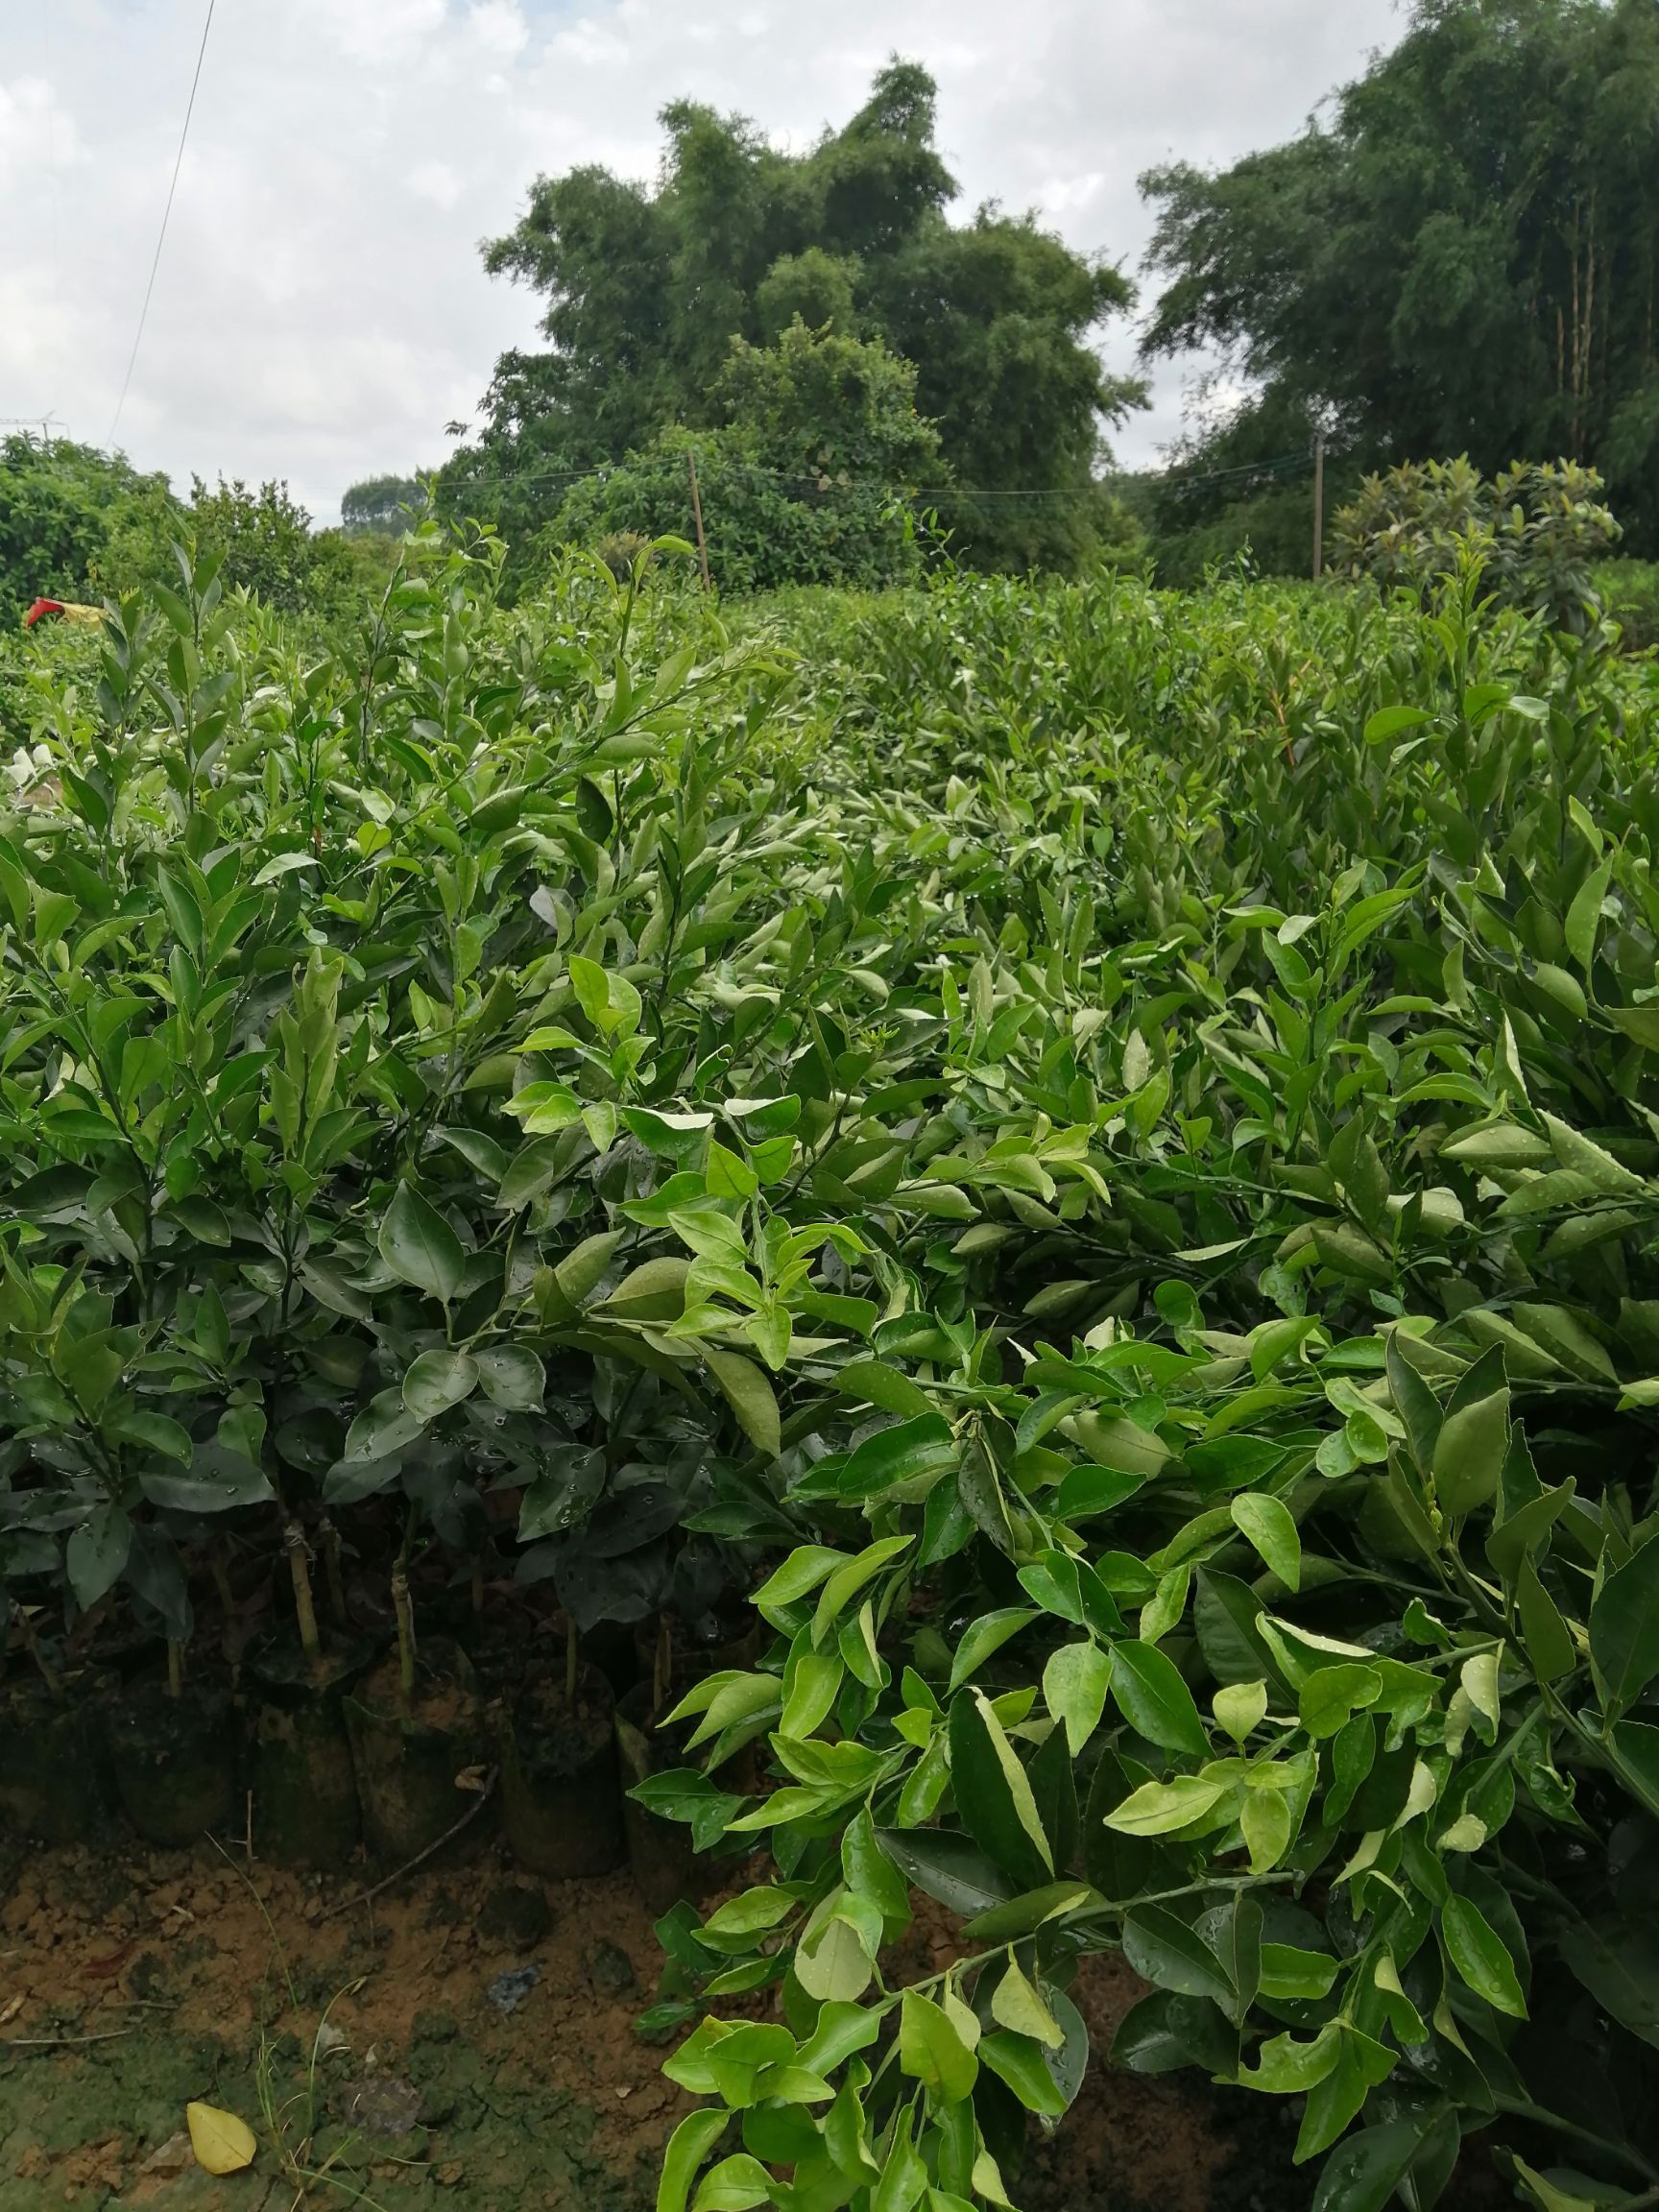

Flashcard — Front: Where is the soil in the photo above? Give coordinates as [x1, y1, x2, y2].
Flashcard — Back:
[0, 1831, 685, 2210]
[352, 1652, 478, 1740]
[0, 1829, 1509, 2212]
[507, 1670, 614, 1768]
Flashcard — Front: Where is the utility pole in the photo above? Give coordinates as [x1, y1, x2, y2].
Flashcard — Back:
[686, 449, 712, 593]
[1312, 429, 1326, 581]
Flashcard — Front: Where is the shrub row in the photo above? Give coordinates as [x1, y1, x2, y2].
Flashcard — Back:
[5, 540, 1659, 2211]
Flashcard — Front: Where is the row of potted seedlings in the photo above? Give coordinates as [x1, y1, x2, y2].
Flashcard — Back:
[0, 1498, 750, 1910]
[0, 538, 830, 1911]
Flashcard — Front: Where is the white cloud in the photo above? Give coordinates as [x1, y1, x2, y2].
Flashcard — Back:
[469, 2, 533, 58]
[406, 161, 464, 209]
[0, 0, 1403, 521]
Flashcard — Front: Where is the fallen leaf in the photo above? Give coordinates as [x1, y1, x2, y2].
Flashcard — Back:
[186, 2101, 256, 2176]
[81, 1944, 132, 1980]
[140, 2132, 193, 2178]
[337, 2074, 422, 2137]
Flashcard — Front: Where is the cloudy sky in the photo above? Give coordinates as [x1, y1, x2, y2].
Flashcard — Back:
[1, 0, 1405, 521]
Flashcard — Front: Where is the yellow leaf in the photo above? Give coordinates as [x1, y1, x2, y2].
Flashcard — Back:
[186, 2101, 256, 2176]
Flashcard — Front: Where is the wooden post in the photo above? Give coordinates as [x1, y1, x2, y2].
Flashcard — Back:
[686, 449, 712, 592]
[1312, 429, 1326, 581]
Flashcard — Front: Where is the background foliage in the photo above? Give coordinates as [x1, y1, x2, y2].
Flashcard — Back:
[437, 61, 1143, 579]
[1141, 0, 1659, 569]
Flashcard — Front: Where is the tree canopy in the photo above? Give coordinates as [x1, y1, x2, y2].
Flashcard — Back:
[342, 474, 433, 535]
[440, 60, 1142, 575]
[0, 437, 172, 627]
[550, 320, 947, 593]
[1141, 0, 1659, 556]
[0, 439, 396, 634]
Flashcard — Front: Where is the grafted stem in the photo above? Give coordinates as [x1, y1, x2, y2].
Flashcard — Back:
[319, 1518, 348, 1627]
[285, 1519, 322, 1662]
[393, 1559, 417, 1714]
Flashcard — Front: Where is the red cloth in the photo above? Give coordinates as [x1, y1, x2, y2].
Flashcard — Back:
[23, 599, 65, 628]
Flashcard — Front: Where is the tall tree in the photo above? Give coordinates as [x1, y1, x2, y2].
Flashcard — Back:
[1141, 0, 1659, 556]
[443, 61, 1142, 575]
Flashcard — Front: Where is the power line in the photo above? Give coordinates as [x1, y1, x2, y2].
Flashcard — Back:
[434, 458, 1143, 503]
[108, 0, 217, 445]
[429, 445, 1320, 506]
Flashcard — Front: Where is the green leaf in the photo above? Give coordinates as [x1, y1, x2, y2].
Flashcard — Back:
[1310, 2115, 1445, 2212]
[553, 1229, 626, 1310]
[1108, 1639, 1210, 1758]
[753, 1545, 846, 1614]
[378, 1182, 465, 1303]
[1441, 1892, 1527, 2017]
[1043, 1641, 1113, 1757]
[1213, 1680, 1268, 1744]
[1508, 2159, 1599, 2212]
[1230, 1493, 1301, 1591]
[1122, 1905, 1235, 2007]
[1298, 1663, 1382, 1740]
[839, 1413, 955, 1501]
[835, 1358, 934, 1419]
[1516, 1557, 1575, 1682]
[842, 1809, 910, 1933]
[813, 1535, 912, 1643]
[473, 1344, 546, 1410]
[658, 2111, 730, 2212]
[1238, 2021, 1342, 2094]
[568, 952, 642, 1039]
[704, 1346, 781, 1458]
[978, 2031, 1066, 2117]
[948, 1691, 1052, 1889]
[989, 1958, 1064, 2048]
[108, 1410, 192, 1464]
[1112, 1989, 1236, 2077]
[342, 1388, 426, 1463]
[1609, 1720, 1659, 1821]
[692, 2154, 774, 2212]
[1557, 1918, 1659, 2052]
[872, 2131, 927, 2212]
[781, 1645, 844, 1739]
[1104, 1775, 1230, 1836]
[1294, 2026, 1394, 2162]
[66, 1503, 131, 1609]
[1364, 705, 1433, 746]
[794, 1914, 872, 2004]
[1259, 1944, 1339, 2001]
[960, 1882, 1094, 1943]
[899, 1990, 978, 2101]
[876, 1830, 1013, 1919]
[797, 2002, 883, 2077]
[1240, 1788, 1295, 1872]
[1605, 1001, 1659, 1051]
[401, 1349, 479, 1420]
[949, 1608, 1037, 1694]
[1431, 1350, 1508, 1519]
[1590, 1536, 1659, 1717]
[1565, 857, 1614, 971]
[1069, 1410, 1169, 1480]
